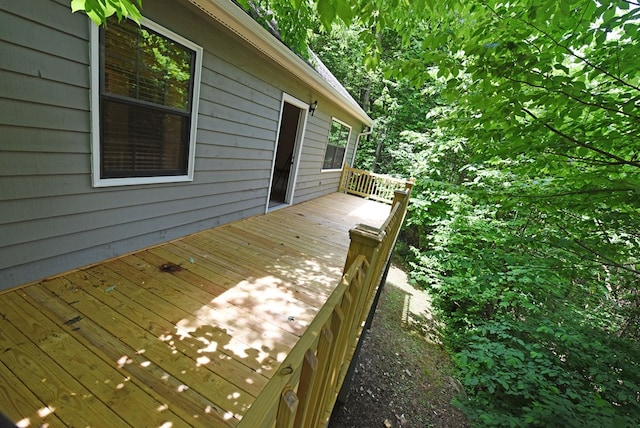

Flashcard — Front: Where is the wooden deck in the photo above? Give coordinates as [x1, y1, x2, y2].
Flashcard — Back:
[0, 193, 391, 428]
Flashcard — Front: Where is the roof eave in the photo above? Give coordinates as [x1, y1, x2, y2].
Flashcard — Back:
[188, 0, 373, 127]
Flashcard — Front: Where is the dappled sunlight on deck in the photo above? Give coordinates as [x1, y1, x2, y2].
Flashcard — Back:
[0, 193, 391, 427]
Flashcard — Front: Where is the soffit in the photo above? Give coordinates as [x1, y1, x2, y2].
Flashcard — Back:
[188, 0, 373, 127]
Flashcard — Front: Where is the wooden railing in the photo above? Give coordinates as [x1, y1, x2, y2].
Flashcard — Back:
[339, 164, 414, 204]
[239, 188, 412, 427]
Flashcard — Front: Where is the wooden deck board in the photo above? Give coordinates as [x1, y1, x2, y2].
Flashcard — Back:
[66, 267, 271, 397]
[0, 292, 132, 427]
[22, 283, 237, 427]
[2, 291, 190, 427]
[0, 193, 390, 427]
[188, 230, 340, 301]
[0, 363, 67, 428]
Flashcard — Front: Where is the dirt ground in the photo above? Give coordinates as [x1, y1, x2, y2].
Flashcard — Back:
[328, 265, 468, 428]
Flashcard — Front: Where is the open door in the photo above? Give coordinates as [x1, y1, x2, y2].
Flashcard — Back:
[267, 94, 309, 210]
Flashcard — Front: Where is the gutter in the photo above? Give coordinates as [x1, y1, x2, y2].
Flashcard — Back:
[188, 0, 373, 127]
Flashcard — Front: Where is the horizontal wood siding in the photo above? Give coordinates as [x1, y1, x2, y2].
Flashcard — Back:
[293, 111, 362, 203]
[0, 0, 367, 290]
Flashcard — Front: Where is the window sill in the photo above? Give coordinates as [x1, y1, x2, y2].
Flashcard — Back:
[92, 174, 193, 188]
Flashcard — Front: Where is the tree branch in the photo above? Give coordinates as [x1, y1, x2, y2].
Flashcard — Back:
[515, 188, 636, 198]
[527, 21, 640, 93]
[550, 151, 638, 167]
[480, 1, 639, 94]
[556, 224, 640, 277]
[507, 71, 640, 122]
[520, 107, 640, 169]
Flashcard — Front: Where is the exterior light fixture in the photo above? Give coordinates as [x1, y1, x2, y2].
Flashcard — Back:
[309, 100, 318, 116]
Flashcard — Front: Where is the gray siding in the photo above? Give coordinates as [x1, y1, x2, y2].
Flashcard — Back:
[293, 110, 362, 203]
[0, 0, 367, 290]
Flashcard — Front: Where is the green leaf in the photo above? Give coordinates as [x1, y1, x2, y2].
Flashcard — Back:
[70, 0, 142, 25]
[316, 0, 337, 30]
[70, 0, 86, 13]
[335, 0, 353, 25]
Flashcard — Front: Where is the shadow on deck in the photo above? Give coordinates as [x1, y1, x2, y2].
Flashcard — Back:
[0, 191, 408, 427]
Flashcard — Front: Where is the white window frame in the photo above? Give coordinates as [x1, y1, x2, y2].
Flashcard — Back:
[321, 117, 352, 172]
[90, 18, 203, 187]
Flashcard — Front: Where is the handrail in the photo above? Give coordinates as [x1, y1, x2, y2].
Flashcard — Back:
[238, 255, 371, 427]
[339, 164, 414, 204]
[239, 185, 412, 427]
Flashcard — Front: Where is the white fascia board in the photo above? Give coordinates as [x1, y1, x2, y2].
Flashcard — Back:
[188, 0, 373, 127]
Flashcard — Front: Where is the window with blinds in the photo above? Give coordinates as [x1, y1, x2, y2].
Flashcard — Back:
[322, 119, 351, 170]
[95, 18, 201, 184]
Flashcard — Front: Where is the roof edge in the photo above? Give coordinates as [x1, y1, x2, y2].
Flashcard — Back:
[187, 0, 373, 126]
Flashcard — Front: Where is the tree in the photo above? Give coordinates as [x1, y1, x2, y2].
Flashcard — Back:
[310, 25, 440, 174]
[70, 0, 142, 25]
[304, 1, 640, 425]
[356, 2, 640, 425]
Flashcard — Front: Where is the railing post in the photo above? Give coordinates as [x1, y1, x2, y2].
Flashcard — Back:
[405, 177, 416, 193]
[345, 226, 386, 326]
[392, 189, 407, 207]
[338, 163, 349, 193]
[343, 225, 383, 274]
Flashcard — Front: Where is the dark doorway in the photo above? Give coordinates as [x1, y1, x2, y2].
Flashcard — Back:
[269, 102, 302, 207]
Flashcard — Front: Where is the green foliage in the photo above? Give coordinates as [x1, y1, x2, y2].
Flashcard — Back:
[454, 319, 640, 427]
[310, 26, 442, 174]
[409, 172, 640, 425]
[236, 0, 318, 58]
[70, 0, 142, 25]
[356, 2, 640, 425]
[307, 3, 640, 424]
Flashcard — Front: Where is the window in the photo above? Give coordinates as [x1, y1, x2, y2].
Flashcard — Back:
[322, 119, 351, 171]
[91, 18, 202, 187]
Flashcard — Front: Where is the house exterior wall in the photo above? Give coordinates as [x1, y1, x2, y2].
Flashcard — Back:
[0, 0, 367, 291]
[293, 111, 361, 203]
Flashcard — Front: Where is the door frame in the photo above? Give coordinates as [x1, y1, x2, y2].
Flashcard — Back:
[266, 93, 310, 212]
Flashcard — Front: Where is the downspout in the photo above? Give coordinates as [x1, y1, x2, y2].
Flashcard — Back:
[351, 125, 373, 166]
